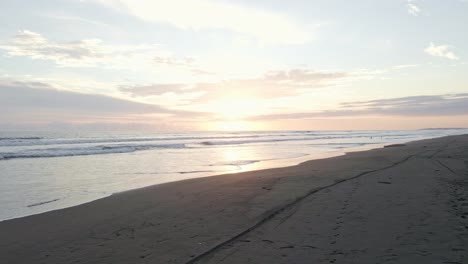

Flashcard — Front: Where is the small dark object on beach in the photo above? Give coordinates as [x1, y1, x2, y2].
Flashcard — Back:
[384, 144, 406, 148]
[280, 245, 295, 249]
[378, 181, 392, 184]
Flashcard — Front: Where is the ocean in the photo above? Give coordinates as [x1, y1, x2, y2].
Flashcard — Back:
[1, 129, 467, 221]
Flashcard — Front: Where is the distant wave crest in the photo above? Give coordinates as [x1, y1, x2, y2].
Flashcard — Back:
[0, 137, 43, 141]
[0, 143, 186, 160]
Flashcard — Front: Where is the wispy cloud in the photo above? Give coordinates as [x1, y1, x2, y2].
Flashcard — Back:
[0, 30, 168, 68]
[153, 55, 213, 75]
[154, 56, 195, 67]
[117, 68, 385, 117]
[96, 0, 313, 44]
[250, 94, 468, 120]
[424, 42, 459, 60]
[407, 0, 421, 16]
[119, 69, 379, 104]
[119, 83, 197, 97]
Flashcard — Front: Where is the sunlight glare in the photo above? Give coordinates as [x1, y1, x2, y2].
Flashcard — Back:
[210, 100, 263, 119]
[218, 121, 251, 131]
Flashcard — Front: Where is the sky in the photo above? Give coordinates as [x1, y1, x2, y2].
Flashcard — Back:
[0, 0, 467, 131]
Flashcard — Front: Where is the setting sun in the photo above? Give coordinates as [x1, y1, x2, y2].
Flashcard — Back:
[208, 99, 264, 119]
[210, 121, 254, 131]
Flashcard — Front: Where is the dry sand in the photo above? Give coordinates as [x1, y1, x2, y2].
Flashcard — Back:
[0, 135, 467, 264]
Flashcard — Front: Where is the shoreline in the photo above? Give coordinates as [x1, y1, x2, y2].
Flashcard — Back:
[0, 141, 385, 222]
[0, 137, 455, 221]
[1, 134, 467, 263]
[0, 141, 390, 222]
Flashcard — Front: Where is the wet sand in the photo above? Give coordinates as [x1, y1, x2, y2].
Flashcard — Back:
[0, 135, 467, 263]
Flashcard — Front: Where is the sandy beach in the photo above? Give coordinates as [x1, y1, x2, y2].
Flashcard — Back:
[0, 134, 467, 264]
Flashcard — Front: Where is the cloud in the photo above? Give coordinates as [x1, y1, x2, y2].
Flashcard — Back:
[407, 0, 421, 16]
[0, 79, 201, 125]
[424, 42, 459, 60]
[249, 94, 468, 120]
[120, 69, 377, 103]
[118, 68, 383, 113]
[96, 0, 313, 44]
[153, 55, 213, 75]
[190, 68, 216, 75]
[154, 56, 195, 66]
[120, 83, 194, 97]
[0, 30, 167, 68]
[193, 70, 354, 101]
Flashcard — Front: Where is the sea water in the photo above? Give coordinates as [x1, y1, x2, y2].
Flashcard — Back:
[0, 129, 467, 221]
